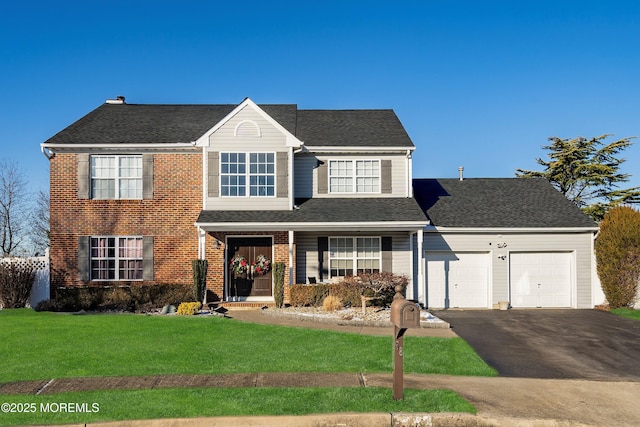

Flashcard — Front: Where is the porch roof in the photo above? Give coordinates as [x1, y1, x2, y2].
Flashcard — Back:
[195, 197, 428, 231]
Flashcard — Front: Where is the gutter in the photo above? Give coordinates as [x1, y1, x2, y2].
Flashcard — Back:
[424, 225, 600, 233]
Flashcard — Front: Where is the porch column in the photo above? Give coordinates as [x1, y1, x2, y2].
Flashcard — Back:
[288, 230, 295, 285]
[416, 228, 425, 307]
[197, 227, 206, 259]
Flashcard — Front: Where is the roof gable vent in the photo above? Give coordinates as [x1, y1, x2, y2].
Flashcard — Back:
[234, 120, 261, 137]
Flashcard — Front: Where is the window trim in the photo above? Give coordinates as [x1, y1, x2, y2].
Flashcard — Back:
[328, 236, 381, 279]
[90, 236, 144, 281]
[328, 159, 381, 194]
[219, 151, 277, 198]
[90, 154, 143, 200]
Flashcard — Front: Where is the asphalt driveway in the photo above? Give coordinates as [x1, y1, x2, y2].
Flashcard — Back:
[433, 309, 640, 380]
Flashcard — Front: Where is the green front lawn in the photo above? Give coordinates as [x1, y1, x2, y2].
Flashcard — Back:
[0, 309, 495, 382]
[0, 387, 475, 426]
[0, 309, 493, 426]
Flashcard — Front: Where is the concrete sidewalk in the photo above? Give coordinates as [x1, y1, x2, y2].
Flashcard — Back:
[4, 372, 640, 426]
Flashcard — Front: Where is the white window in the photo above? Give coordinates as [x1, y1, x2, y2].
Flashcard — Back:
[91, 237, 143, 281]
[329, 237, 381, 278]
[329, 160, 380, 193]
[221, 152, 275, 197]
[90, 155, 142, 199]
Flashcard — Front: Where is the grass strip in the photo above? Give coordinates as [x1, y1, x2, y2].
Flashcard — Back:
[0, 387, 475, 426]
[0, 310, 496, 382]
[611, 308, 640, 320]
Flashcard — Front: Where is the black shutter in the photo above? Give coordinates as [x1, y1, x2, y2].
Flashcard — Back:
[143, 236, 154, 281]
[142, 154, 154, 199]
[318, 236, 328, 282]
[381, 236, 392, 272]
[78, 236, 90, 281]
[77, 154, 89, 199]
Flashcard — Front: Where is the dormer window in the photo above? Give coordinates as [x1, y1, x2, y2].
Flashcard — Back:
[329, 159, 380, 193]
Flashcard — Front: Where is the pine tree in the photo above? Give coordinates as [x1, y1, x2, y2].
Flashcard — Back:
[516, 134, 640, 221]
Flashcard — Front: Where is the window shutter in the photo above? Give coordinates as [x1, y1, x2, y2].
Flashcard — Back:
[208, 152, 219, 197]
[142, 154, 154, 199]
[78, 154, 89, 199]
[381, 236, 392, 272]
[318, 237, 328, 282]
[381, 160, 392, 194]
[317, 161, 328, 194]
[276, 152, 288, 198]
[78, 236, 90, 281]
[143, 236, 154, 281]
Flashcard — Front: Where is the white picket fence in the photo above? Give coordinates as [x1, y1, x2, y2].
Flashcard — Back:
[0, 251, 50, 308]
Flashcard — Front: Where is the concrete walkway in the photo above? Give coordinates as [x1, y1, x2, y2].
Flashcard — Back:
[3, 309, 640, 426]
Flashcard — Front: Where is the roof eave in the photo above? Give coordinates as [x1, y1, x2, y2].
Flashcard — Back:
[425, 225, 599, 233]
[196, 221, 428, 232]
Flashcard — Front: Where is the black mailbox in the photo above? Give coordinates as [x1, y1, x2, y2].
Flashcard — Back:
[390, 299, 420, 329]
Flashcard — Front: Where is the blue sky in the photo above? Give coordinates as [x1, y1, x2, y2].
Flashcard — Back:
[2, 0, 639, 194]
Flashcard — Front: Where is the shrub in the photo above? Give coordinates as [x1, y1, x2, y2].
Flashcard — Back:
[0, 259, 36, 308]
[273, 262, 286, 308]
[322, 294, 343, 312]
[50, 284, 195, 312]
[289, 272, 409, 308]
[177, 301, 202, 315]
[596, 206, 640, 308]
[289, 284, 330, 307]
[192, 259, 208, 302]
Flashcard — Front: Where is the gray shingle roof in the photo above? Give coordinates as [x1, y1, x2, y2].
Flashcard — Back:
[44, 103, 412, 148]
[413, 178, 598, 228]
[196, 198, 427, 224]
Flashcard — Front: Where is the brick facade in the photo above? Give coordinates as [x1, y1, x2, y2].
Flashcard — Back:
[50, 152, 294, 302]
[49, 152, 203, 288]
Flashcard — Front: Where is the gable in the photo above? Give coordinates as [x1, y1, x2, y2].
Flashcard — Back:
[197, 99, 302, 149]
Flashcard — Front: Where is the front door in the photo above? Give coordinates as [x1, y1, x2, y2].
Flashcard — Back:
[227, 237, 273, 299]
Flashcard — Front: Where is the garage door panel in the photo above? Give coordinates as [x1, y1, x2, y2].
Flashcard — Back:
[510, 252, 571, 308]
[426, 252, 489, 308]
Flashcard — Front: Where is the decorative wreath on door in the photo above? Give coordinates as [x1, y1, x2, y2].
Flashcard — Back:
[230, 255, 248, 275]
[253, 254, 272, 275]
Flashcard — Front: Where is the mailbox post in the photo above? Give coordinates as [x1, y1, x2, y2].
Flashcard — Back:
[389, 285, 420, 400]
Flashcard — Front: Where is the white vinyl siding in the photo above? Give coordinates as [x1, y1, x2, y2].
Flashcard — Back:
[303, 153, 409, 198]
[90, 155, 142, 199]
[206, 105, 290, 210]
[296, 232, 412, 284]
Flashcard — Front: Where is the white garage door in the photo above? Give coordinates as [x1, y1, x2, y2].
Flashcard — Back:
[426, 252, 490, 308]
[510, 252, 572, 308]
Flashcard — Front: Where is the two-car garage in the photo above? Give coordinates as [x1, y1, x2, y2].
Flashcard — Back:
[414, 178, 599, 310]
[425, 250, 574, 309]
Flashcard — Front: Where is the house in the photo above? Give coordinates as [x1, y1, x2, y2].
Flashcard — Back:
[412, 177, 600, 309]
[42, 96, 601, 309]
[41, 97, 428, 304]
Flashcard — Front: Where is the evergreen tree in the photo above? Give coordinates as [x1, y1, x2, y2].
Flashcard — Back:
[516, 134, 640, 221]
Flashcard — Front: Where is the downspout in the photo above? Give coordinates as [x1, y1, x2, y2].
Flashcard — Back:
[40, 145, 54, 160]
[406, 149, 413, 197]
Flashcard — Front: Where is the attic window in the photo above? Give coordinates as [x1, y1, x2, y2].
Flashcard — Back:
[234, 120, 261, 137]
